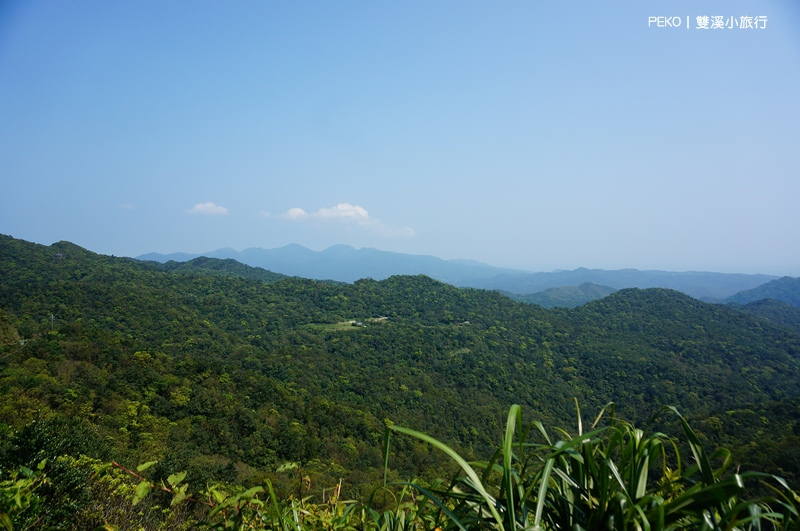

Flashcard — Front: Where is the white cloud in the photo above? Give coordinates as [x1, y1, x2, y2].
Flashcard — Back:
[280, 203, 414, 237]
[316, 203, 370, 222]
[187, 202, 229, 215]
[281, 207, 308, 220]
[258, 211, 272, 218]
[118, 203, 134, 210]
[377, 225, 416, 237]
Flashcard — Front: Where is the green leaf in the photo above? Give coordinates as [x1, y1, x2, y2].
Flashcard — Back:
[132, 480, 151, 505]
[390, 424, 506, 530]
[93, 462, 112, 478]
[503, 404, 521, 528]
[209, 486, 227, 504]
[167, 471, 187, 488]
[136, 461, 157, 473]
[533, 457, 556, 529]
[276, 462, 299, 473]
[0, 513, 14, 531]
[240, 486, 264, 500]
[667, 407, 715, 485]
[392, 481, 469, 531]
[382, 426, 391, 490]
[171, 484, 188, 507]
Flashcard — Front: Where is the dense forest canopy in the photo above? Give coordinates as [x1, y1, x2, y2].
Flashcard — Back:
[1, 234, 799, 528]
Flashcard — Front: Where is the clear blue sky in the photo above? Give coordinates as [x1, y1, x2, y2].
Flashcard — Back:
[2, 1, 799, 275]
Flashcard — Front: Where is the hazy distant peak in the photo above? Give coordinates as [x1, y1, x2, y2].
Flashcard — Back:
[278, 243, 313, 251]
[448, 258, 492, 267]
[323, 244, 358, 254]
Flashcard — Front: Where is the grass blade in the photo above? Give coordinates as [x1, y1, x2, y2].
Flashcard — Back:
[389, 424, 506, 530]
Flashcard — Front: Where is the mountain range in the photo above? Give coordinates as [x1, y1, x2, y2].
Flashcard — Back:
[138, 244, 524, 286]
[138, 244, 781, 301]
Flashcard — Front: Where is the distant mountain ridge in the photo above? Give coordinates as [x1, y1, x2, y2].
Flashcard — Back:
[503, 282, 618, 308]
[138, 244, 527, 285]
[137, 245, 778, 300]
[724, 277, 800, 308]
[157, 256, 290, 284]
[473, 268, 779, 301]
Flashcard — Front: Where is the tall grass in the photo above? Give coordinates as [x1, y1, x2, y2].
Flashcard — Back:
[387, 402, 800, 530]
[100, 403, 800, 530]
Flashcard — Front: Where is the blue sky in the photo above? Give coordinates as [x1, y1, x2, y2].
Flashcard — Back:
[1, 1, 799, 275]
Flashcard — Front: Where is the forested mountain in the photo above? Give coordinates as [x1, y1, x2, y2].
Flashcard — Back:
[2, 234, 800, 512]
[730, 298, 800, 334]
[475, 268, 777, 300]
[156, 255, 291, 283]
[725, 276, 800, 307]
[503, 282, 617, 308]
[137, 245, 777, 299]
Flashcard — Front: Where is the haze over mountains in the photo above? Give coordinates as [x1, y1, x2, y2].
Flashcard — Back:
[139, 244, 780, 301]
[139, 244, 523, 287]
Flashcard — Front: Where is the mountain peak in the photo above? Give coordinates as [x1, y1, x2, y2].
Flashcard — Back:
[323, 244, 357, 253]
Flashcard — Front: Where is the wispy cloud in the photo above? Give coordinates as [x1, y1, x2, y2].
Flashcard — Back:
[187, 202, 229, 215]
[316, 203, 370, 221]
[281, 207, 309, 220]
[279, 203, 415, 237]
[374, 224, 416, 238]
[118, 203, 134, 210]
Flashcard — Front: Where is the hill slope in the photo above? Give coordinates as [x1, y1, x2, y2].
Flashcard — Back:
[730, 298, 800, 334]
[504, 282, 617, 308]
[725, 276, 800, 307]
[157, 255, 290, 283]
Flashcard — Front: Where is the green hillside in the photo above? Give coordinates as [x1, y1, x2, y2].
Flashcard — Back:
[726, 276, 800, 307]
[1, 234, 799, 527]
[731, 298, 800, 334]
[503, 282, 617, 307]
[155, 255, 290, 283]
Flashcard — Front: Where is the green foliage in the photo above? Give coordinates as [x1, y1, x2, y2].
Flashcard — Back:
[0, 460, 47, 530]
[2, 417, 109, 470]
[16, 405, 790, 530]
[156, 256, 289, 283]
[0, 310, 19, 347]
[0, 419, 116, 529]
[388, 404, 800, 530]
[732, 298, 800, 334]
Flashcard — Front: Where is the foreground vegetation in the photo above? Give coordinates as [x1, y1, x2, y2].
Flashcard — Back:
[3, 404, 798, 529]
